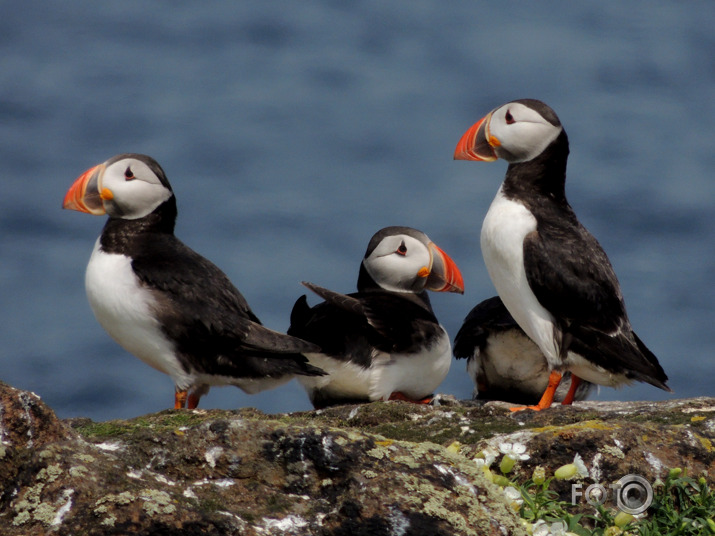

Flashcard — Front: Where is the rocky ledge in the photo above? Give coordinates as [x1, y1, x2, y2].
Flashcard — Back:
[0, 380, 713, 535]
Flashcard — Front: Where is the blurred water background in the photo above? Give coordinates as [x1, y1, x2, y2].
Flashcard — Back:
[1, 1, 713, 421]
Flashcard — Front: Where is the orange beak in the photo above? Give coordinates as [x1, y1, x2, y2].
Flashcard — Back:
[453, 113, 498, 162]
[424, 242, 465, 294]
[62, 164, 106, 215]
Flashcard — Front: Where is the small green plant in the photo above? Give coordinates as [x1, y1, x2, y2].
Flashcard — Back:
[635, 471, 715, 536]
[468, 442, 715, 536]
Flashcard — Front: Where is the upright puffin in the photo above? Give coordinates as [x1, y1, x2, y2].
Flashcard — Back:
[63, 153, 324, 409]
[454, 296, 594, 405]
[454, 99, 670, 410]
[288, 226, 464, 408]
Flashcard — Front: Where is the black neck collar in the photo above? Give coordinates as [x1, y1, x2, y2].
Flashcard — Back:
[99, 197, 177, 253]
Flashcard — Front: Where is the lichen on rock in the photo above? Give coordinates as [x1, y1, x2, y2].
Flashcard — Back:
[0, 380, 713, 535]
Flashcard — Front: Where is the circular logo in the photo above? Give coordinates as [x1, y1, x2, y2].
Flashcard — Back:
[615, 475, 653, 515]
[584, 483, 608, 506]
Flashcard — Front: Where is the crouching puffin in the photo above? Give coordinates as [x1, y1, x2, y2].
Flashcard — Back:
[454, 296, 594, 405]
[288, 226, 464, 408]
[63, 153, 324, 409]
[454, 99, 671, 410]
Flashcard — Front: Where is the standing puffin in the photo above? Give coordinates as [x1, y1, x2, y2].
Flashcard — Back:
[63, 153, 324, 409]
[454, 99, 670, 410]
[454, 296, 594, 405]
[288, 226, 464, 408]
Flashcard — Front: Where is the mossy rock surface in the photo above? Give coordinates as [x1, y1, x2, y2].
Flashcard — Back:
[1, 380, 713, 535]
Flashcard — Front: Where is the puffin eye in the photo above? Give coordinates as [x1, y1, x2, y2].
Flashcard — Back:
[505, 110, 515, 124]
[124, 167, 135, 181]
[396, 241, 407, 256]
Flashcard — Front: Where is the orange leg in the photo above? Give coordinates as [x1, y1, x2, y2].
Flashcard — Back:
[174, 390, 188, 409]
[560, 375, 582, 406]
[187, 392, 201, 410]
[388, 392, 433, 404]
[510, 370, 562, 412]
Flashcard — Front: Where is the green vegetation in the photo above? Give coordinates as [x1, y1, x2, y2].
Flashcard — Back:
[468, 440, 715, 536]
[74, 410, 208, 438]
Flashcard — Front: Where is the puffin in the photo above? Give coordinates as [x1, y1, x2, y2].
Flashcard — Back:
[454, 296, 594, 405]
[287, 226, 464, 408]
[63, 153, 325, 409]
[454, 99, 670, 410]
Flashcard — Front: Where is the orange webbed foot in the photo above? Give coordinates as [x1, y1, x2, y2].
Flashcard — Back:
[509, 371, 563, 412]
[388, 392, 433, 404]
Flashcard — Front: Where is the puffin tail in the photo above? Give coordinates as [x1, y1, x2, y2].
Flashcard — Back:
[631, 332, 672, 392]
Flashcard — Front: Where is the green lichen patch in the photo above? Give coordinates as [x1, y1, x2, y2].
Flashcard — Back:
[289, 400, 526, 446]
[73, 410, 210, 439]
[626, 411, 695, 427]
[72, 420, 132, 438]
[139, 488, 176, 516]
[529, 419, 619, 434]
[94, 491, 136, 508]
[599, 444, 626, 459]
[38, 463, 63, 483]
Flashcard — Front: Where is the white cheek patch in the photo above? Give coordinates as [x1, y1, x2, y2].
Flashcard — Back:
[363, 236, 431, 293]
[108, 181, 172, 219]
[364, 256, 423, 293]
[102, 159, 173, 219]
[499, 122, 562, 162]
[489, 103, 563, 163]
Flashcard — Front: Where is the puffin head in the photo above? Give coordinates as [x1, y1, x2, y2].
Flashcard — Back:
[63, 153, 173, 219]
[454, 99, 563, 164]
[359, 226, 464, 294]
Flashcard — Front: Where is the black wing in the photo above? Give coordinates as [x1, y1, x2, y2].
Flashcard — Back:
[453, 296, 521, 359]
[524, 218, 669, 390]
[300, 282, 367, 318]
[567, 323, 670, 390]
[523, 216, 626, 333]
[289, 282, 443, 368]
[130, 234, 323, 378]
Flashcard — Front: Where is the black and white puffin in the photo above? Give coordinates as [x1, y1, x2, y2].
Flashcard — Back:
[454, 99, 670, 410]
[454, 296, 594, 405]
[63, 153, 324, 409]
[287, 226, 464, 408]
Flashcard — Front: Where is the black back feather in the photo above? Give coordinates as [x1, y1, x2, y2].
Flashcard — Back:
[100, 198, 324, 379]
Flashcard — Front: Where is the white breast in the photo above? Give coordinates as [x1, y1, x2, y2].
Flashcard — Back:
[84, 239, 192, 389]
[299, 328, 452, 402]
[472, 331, 549, 385]
[480, 187, 561, 365]
[298, 353, 375, 401]
[371, 329, 452, 400]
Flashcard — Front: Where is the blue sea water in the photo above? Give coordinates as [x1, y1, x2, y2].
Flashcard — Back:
[1, 1, 713, 421]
